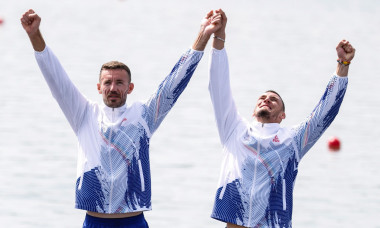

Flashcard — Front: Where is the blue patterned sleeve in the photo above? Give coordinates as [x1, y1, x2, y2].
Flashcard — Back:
[292, 75, 348, 160]
[143, 49, 203, 134]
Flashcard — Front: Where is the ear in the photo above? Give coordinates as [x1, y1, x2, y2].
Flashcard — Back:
[97, 83, 102, 94]
[275, 111, 286, 124]
[127, 83, 134, 94]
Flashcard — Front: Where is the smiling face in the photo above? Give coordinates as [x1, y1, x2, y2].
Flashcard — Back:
[97, 69, 134, 108]
[253, 91, 286, 123]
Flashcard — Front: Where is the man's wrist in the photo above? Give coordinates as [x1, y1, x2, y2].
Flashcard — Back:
[29, 29, 46, 52]
[337, 58, 350, 66]
[336, 63, 349, 77]
[212, 35, 225, 50]
[192, 32, 211, 51]
[214, 32, 225, 39]
[213, 36, 225, 42]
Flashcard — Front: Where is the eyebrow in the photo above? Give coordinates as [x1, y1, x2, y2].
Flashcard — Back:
[259, 95, 267, 99]
[258, 94, 280, 100]
[101, 78, 126, 82]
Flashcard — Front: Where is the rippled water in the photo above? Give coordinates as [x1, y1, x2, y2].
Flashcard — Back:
[1, 0, 379, 227]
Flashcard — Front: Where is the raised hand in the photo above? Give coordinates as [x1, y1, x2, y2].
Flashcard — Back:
[192, 10, 223, 51]
[21, 9, 41, 36]
[336, 40, 355, 62]
[200, 10, 223, 37]
[213, 9, 227, 39]
[335, 40, 355, 77]
[212, 9, 227, 50]
[20, 9, 45, 51]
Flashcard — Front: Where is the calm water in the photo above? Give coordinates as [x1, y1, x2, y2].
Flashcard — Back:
[1, 0, 380, 227]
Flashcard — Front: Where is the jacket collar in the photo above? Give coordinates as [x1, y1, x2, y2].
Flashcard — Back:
[251, 119, 281, 135]
[102, 103, 127, 120]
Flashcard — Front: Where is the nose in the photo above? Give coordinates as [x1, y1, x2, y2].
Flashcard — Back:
[110, 82, 117, 91]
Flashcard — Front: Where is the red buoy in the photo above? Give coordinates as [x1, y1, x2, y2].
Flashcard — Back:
[328, 136, 341, 151]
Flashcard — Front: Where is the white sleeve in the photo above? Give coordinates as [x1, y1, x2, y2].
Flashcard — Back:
[35, 46, 89, 133]
[208, 48, 242, 144]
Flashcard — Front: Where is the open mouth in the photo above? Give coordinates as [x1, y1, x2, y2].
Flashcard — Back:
[260, 105, 271, 110]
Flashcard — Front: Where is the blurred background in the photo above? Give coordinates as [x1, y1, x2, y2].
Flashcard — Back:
[0, 0, 379, 227]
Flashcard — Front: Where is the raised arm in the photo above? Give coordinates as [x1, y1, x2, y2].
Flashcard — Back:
[208, 10, 242, 144]
[21, 9, 88, 133]
[293, 40, 355, 160]
[212, 9, 227, 51]
[336, 40, 355, 77]
[144, 10, 223, 134]
[192, 10, 223, 51]
[21, 9, 46, 52]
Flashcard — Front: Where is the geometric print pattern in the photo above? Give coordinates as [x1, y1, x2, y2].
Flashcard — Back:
[36, 46, 203, 214]
[209, 48, 348, 227]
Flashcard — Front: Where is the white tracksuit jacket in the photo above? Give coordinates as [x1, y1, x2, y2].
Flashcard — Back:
[208, 48, 348, 227]
[35, 46, 203, 213]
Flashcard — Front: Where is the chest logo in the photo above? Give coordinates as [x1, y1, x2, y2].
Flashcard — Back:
[273, 135, 280, 143]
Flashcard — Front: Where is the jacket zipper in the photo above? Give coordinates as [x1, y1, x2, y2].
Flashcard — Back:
[248, 123, 263, 225]
[108, 108, 115, 212]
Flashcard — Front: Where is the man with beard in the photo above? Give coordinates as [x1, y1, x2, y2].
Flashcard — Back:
[21, 8, 222, 228]
[208, 9, 355, 228]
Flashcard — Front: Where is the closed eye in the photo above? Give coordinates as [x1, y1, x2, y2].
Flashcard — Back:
[270, 97, 278, 102]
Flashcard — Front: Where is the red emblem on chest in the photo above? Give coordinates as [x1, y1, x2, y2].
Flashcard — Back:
[273, 135, 280, 143]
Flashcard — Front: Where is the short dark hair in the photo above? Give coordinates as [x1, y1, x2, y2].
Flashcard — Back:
[99, 61, 131, 82]
[266, 90, 285, 111]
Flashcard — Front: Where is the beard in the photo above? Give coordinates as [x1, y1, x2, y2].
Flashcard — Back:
[104, 91, 127, 108]
[255, 109, 270, 119]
